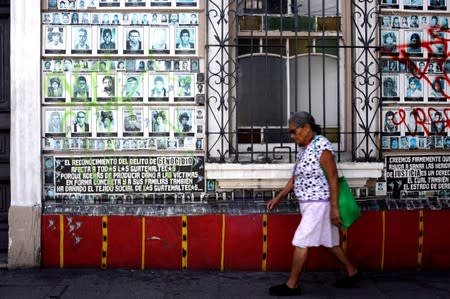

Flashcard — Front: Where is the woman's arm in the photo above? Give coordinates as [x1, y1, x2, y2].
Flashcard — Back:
[267, 177, 294, 212]
[320, 149, 342, 227]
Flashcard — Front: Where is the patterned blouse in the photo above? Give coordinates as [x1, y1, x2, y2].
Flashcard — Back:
[292, 135, 334, 201]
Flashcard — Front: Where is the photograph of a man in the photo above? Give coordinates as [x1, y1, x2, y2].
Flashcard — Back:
[99, 28, 117, 52]
[123, 111, 142, 133]
[125, 28, 143, 53]
[72, 110, 90, 134]
[122, 75, 142, 98]
[97, 110, 117, 134]
[72, 75, 91, 100]
[149, 75, 168, 99]
[72, 27, 92, 53]
[176, 28, 195, 49]
[97, 75, 115, 98]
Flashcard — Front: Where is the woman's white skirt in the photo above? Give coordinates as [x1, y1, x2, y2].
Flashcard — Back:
[292, 201, 340, 248]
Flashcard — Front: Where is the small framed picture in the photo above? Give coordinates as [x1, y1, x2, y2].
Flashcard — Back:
[405, 75, 424, 101]
[383, 109, 400, 134]
[149, 74, 169, 101]
[44, 108, 66, 137]
[45, 26, 66, 54]
[124, 27, 144, 54]
[405, 31, 423, 57]
[122, 74, 144, 102]
[428, 0, 447, 11]
[150, 0, 171, 7]
[174, 74, 195, 101]
[71, 108, 92, 137]
[123, 108, 144, 137]
[125, 0, 145, 7]
[174, 109, 194, 136]
[382, 75, 400, 101]
[428, 75, 447, 102]
[71, 73, 92, 102]
[96, 74, 117, 101]
[71, 26, 92, 54]
[99, 0, 120, 7]
[175, 27, 196, 54]
[98, 27, 118, 54]
[44, 74, 66, 102]
[149, 26, 170, 54]
[96, 109, 118, 137]
[404, 0, 423, 10]
[176, 0, 197, 7]
[149, 109, 170, 136]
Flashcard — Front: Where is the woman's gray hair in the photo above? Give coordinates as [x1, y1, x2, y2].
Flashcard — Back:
[289, 111, 322, 134]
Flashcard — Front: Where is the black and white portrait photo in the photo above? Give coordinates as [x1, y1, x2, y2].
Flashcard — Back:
[176, 0, 197, 7]
[380, 0, 399, 9]
[96, 74, 116, 100]
[125, 0, 145, 7]
[98, 27, 118, 54]
[71, 73, 92, 102]
[124, 28, 144, 54]
[149, 75, 169, 101]
[123, 109, 144, 136]
[150, 26, 170, 54]
[150, 0, 170, 7]
[383, 110, 400, 134]
[405, 31, 423, 57]
[150, 109, 170, 135]
[44, 74, 66, 102]
[71, 27, 92, 54]
[97, 109, 117, 136]
[428, 0, 447, 10]
[382, 75, 399, 100]
[175, 75, 194, 101]
[71, 109, 92, 137]
[175, 109, 194, 135]
[122, 75, 143, 101]
[45, 26, 66, 54]
[99, 0, 120, 7]
[428, 76, 447, 101]
[381, 31, 398, 55]
[404, 0, 423, 10]
[45, 109, 66, 136]
[175, 27, 196, 54]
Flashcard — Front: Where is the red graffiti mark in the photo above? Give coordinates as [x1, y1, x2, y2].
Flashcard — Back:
[385, 26, 450, 100]
[390, 107, 450, 136]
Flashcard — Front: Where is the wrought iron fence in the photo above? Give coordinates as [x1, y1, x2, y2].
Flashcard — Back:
[206, 0, 383, 163]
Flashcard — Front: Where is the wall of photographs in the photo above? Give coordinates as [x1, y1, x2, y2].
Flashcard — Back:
[42, 0, 205, 153]
[380, 0, 450, 151]
[42, 0, 205, 201]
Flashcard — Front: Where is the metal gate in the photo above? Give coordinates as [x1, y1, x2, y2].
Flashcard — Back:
[205, 0, 382, 163]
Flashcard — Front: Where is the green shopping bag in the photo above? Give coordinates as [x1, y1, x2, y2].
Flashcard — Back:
[338, 176, 361, 229]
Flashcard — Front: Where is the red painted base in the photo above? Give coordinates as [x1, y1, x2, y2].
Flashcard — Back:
[41, 211, 450, 271]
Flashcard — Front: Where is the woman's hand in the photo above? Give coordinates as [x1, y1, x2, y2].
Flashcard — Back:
[330, 206, 342, 227]
[267, 197, 281, 212]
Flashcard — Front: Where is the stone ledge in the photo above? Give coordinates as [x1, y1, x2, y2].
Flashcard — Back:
[206, 162, 384, 190]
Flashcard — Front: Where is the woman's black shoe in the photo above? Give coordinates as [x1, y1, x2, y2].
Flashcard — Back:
[269, 283, 301, 296]
[333, 271, 362, 288]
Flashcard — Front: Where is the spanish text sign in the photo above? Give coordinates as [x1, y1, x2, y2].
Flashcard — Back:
[55, 156, 205, 193]
[386, 155, 450, 193]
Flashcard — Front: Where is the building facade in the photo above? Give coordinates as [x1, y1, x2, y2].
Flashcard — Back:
[3, 0, 450, 270]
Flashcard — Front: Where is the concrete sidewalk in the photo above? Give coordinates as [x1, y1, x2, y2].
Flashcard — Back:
[1, 268, 449, 298]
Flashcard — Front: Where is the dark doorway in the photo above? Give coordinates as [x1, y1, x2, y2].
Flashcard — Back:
[0, 0, 10, 262]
